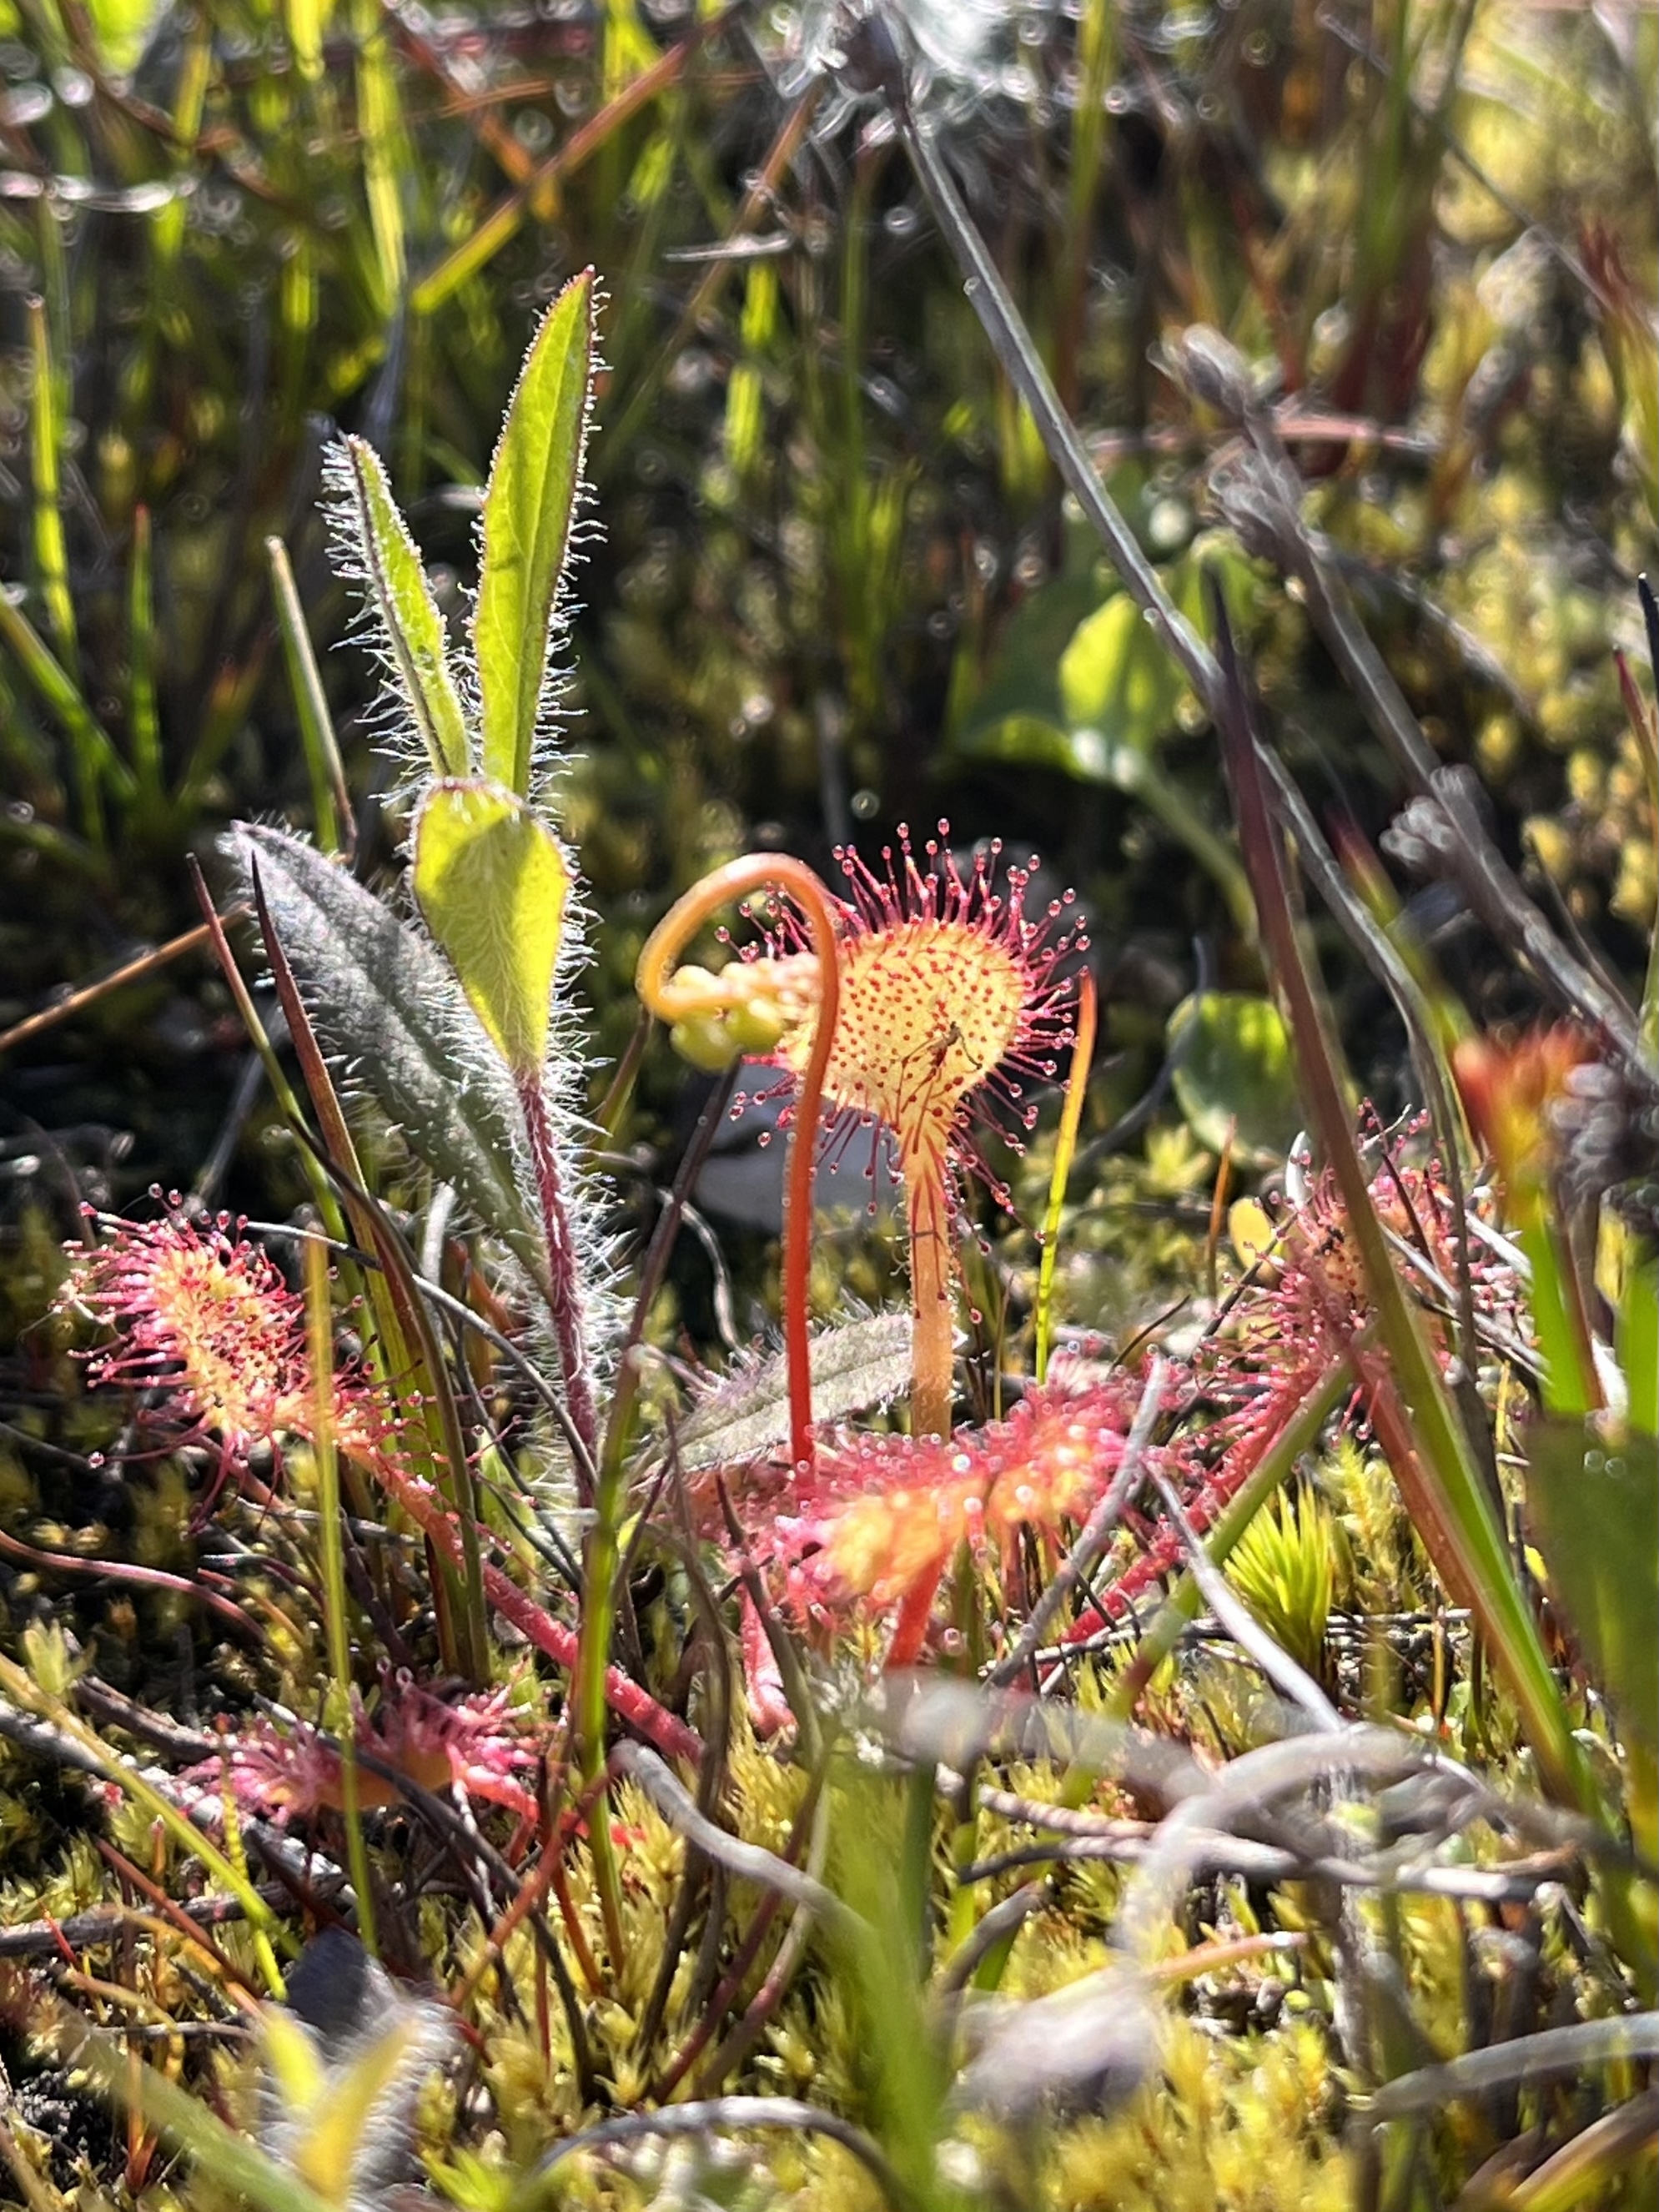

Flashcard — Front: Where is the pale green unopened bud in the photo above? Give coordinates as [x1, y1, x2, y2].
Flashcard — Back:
[671, 1014, 744, 1073]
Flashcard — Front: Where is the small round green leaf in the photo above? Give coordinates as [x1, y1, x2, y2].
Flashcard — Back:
[1167, 990, 1299, 1165]
[949, 572, 1106, 752]
[1058, 591, 1187, 754]
[412, 779, 569, 1077]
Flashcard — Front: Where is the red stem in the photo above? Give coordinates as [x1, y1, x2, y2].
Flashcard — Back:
[636, 856, 842, 1473]
[364, 1446, 703, 1766]
[518, 1074, 599, 1469]
[0, 1526, 258, 1644]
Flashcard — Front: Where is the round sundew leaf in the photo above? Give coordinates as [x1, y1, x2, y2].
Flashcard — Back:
[411, 778, 569, 1078]
[949, 571, 1106, 752]
[1167, 990, 1299, 1166]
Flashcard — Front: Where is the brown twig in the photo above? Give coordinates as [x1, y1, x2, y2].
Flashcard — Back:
[0, 910, 249, 1056]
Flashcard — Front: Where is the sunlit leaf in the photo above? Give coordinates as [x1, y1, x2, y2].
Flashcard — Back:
[955, 712, 1113, 782]
[289, 2012, 436, 2199]
[261, 2008, 328, 2113]
[258, 1938, 456, 2209]
[411, 778, 570, 1078]
[1618, 1234, 1658, 1437]
[1058, 590, 1187, 754]
[327, 437, 471, 781]
[475, 268, 597, 797]
[354, 19, 406, 309]
[1168, 990, 1299, 1164]
[284, 0, 329, 79]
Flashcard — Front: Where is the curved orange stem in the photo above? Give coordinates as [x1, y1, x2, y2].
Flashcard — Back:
[638, 856, 842, 1474]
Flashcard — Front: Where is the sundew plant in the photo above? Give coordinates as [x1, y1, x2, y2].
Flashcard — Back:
[0, 9, 1655, 2208]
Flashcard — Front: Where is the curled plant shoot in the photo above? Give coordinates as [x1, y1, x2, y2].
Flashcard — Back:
[637, 826, 1086, 1457]
[636, 853, 844, 1476]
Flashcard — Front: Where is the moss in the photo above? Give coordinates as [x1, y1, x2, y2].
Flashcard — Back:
[1040, 2018, 1351, 2212]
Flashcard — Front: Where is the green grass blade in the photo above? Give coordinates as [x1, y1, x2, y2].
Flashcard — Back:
[0, 1652, 289, 1996]
[353, 0, 406, 313]
[0, 587, 133, 849]
[1517, 1218, 1600, 1420]
[1034, 968, 1096, 1384]
[27, 294, 76, 671]
[288, 0, 330, 83]
[1614, 627, 1658, 1053]
[1619, 1233, 1658, 1438]
[267, 535, 352, 857]
[127, 505, 164, 816]
[1208, 576, 1595, 1818]
[154, 18, 210, 278]
[303, 1237, 379, 1958]
[248, 858, 492, 1687]
[1526, 1420, 1657, 1774]
[46, 2003, 334, 2212]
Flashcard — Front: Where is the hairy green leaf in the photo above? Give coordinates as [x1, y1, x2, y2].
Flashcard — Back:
[676, 1314, 913, 1474]
[225, 826, 540, 1273]
[475, 268, 597, 796]
[329, 436, 471, 780]
[411, 778, 570, 1078]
